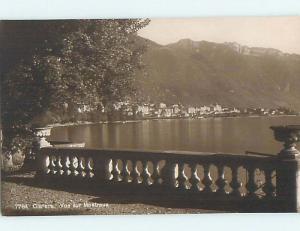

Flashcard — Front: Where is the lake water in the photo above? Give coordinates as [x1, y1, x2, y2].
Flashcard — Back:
[50, 116, 300, 155]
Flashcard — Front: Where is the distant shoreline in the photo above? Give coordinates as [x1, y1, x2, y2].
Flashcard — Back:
[48, 114, 299, 128]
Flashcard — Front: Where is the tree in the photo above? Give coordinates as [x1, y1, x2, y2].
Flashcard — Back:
[1, 19, 150, 158]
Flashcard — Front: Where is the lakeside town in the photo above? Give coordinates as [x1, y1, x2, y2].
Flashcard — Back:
[72, 101, 299, 123]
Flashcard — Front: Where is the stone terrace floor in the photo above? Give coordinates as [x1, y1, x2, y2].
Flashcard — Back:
[1, 172, 221, 216]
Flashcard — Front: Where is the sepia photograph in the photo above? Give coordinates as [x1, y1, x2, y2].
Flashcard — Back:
[1, 17, 300, 216]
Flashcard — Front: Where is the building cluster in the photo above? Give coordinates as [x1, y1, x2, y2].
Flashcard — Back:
[131, 103, 240, 118]
[77, 101, 297, 121]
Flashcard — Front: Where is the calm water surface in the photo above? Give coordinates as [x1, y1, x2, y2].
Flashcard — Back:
[50, 116, 300, 155]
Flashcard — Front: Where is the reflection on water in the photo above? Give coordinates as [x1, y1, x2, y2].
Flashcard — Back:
[50, 116, 300, 154]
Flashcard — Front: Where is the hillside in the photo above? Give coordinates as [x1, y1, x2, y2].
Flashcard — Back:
[135, 38, 300, 111]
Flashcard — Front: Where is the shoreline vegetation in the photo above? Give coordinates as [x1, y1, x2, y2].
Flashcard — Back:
[49, 114, 299, 128]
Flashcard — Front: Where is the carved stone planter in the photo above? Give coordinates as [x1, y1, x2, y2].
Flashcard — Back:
[270, 125, 300, 159]
[23, 126, 52, 170]
[33, 126, 52, 148]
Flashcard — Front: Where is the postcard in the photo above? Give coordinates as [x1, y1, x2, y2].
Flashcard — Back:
[1, 17, 300, 216]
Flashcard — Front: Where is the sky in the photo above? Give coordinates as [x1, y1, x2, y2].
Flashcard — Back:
[138, 17, 300, 54]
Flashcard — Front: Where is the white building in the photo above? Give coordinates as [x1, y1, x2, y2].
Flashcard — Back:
[159, 103, 167, 108]
[172, 104, 180, 114]
[137, 105, 150, 116]
[188, 107, 196, 114]
[212, 104, 222, 112]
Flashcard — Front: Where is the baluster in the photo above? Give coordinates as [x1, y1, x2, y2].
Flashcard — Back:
[62, 156, 70, 177]
[86, 157, 94, 179]
[54, 155, 60, 175]
[132, 160, 140, 184]
[121, 160, 131, 183]
[202, 163, 213, 193]
[141, 160, 150, 185]
[263, 167, 276, 198]
[160, 161, 177, 188]
[48, 155, 54, 174]
[245, 165, 258, 198]
[171, 162, 178, 188]
[151, 160, 161, 185]
[103, 159, 112, 180]
[78, 157, 86, 178]
[215, 164, 227, 195]
[42, 155, 50, 175]
[70, 156, 79, 177]
[190, 163, 200, 192]
[57, 156, 64, 176]
[69, 156, 75, 176]
[112, 159, 121, 182]
[230, 165, 242, 197]
[177, 162, 188, 189]
[77, 157, 82, 177]
[49, 155, 57, 175]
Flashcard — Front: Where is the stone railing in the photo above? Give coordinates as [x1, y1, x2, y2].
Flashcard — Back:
[35, 125, 300, 212]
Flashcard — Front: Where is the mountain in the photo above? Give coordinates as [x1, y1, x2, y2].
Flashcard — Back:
[135, 38, 300, 111]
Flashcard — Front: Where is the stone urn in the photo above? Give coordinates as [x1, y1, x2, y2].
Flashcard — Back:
[33, 126, 52, 148]
[23, 126, 52, 170]
[270, 125, 300, 159]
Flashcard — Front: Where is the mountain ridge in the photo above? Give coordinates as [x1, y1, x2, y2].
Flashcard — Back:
[154, 38, 300, 56]
[135, 37, 300, 111]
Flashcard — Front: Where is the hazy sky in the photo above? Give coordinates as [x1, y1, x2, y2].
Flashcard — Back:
[138, 17, 300, 54]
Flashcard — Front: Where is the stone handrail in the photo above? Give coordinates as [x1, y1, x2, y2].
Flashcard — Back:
[34, 125, 300, 212]
[36, 148, 277, 211]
